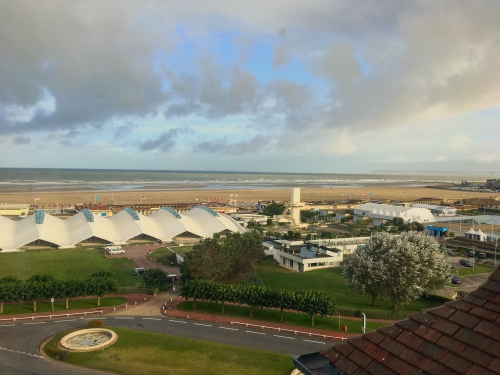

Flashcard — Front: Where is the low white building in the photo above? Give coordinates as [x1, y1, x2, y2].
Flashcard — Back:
[412, 204, 457, 217]
[263, 240, 343, 272]
[354, 203, 435, 223]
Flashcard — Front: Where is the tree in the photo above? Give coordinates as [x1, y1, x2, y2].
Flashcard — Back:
[0, 276, 20, 314]
[144, 268, 168, 288]
[88, 272, 118, 306]
[26, 274, 55, 312]
[343, 232, 449, 310]
[296, 291, 335, 327]
[306, 233, 312, 241]
[321, 231, 333, 239]
[342, 237, 388, 306]
[270, 289, 295, 322]
[266, 218, 273, 226]
[263, 202, 285, 216]
[62, 279, 86, 309]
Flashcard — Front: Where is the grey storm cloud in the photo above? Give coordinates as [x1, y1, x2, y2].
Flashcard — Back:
[1, 0, 500, 153]
[193, 135, 270, 155]
[139, 127, 192, 152]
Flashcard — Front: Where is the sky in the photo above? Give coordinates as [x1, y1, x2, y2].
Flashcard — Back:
[0, 0, 499, 173]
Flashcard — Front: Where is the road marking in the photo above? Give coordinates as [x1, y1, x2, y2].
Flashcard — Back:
[0, 324, 15, 327]
[219, 327, 238, 331]
[54, 319, 76, 323]
[85, 317, 107, 320]
[303, 339, 325, 344]
[142, 318, 161, 321]
[114, 317, 134, 319]
[23, 322, 46, 325]
[194, 323, 212, 327]
[169, 319, 187, 324]
[246, 330, 265, 335]
[274, 335, 294, 340]
[0, 347, 43, 359]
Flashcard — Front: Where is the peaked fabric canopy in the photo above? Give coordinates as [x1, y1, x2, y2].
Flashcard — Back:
[0, 206, 246, 252]
[354, 203, 435, 223]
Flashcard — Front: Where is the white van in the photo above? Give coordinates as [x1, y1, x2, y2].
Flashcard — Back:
[105, 245, 124, 254]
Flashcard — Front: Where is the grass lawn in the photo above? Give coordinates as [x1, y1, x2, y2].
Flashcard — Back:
[450, 264, 495, 277]
[44, 327, 295, 375]
[177, 301, 388, 334]
[255, 258, 443, 315]
[149, 246, 178, 266]
[170, 246, 193, 258]
[0, 248, 143, 287]
[1, 297, 126, 315]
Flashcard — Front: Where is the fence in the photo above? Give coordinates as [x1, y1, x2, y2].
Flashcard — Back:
[0, 310, 103, 323]
[230, 321, 348, 341]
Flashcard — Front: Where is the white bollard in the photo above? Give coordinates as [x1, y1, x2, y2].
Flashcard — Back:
[144, 297, 146, 301]
[135, 302, 137, 305]
[125, 304, 128, 308]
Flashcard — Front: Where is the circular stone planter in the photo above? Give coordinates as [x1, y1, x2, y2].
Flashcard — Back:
[60, 328, 118, 352]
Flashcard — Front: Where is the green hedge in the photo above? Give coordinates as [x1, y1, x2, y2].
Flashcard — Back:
[116, 286, 158, 295]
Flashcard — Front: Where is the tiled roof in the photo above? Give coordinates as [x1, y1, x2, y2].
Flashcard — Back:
[320, 265, 500, 375]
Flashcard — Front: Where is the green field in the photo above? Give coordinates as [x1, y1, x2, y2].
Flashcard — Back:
[177, 301, 387, 334]
[44, 328, 295, 375]
[148, 246, 178, 266]
[450, 264, 495, 277]
[255, 258, 442, 315]
[0, 248, 143, 286]
[1, 297, 126, 315]
[169, 246, 193, 258]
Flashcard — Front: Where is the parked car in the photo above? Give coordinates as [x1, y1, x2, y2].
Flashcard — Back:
[132, 267, 146, 275]
[448, 274, 462, 284]
[167, 274, 178, 282]
[478, 252, 486, 259]
[459, 259, 473, 267]
[446, 249, 455, 256]
[108, 248, 125, 255]
[468, 251, 475, 257]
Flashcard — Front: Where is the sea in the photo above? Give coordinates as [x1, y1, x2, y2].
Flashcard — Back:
[0, 168, 495, 192]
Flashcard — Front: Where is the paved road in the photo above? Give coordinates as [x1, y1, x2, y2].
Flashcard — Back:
[106, 244, 179, 275]
[0, 316, 330, 374]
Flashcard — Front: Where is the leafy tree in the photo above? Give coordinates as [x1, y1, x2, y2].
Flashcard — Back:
[343, 232, 449, 310]
[294, 231, 302, 240]
[342, 238, 388, 306]
[0, 276, 21, 314]
[62, 279, 86, 309]
[144, 268, 168, 288]
[321, 231, 333, 239]
[26, 274, 55, 312]
[340, 217, 347, 223]
[415, 222, 424, 231]
[306, 233, 312, 241]
[296, 291, 335, 327]
[87, 272, 117, 306]
[264, 202, 285, 216]
[266, 218, 273, 226]
[270, 289, 295, 322]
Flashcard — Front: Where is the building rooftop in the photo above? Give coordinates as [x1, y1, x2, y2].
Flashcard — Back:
[316, 264, 500, 375]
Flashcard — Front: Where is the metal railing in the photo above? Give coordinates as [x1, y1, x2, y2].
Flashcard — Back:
[230, 321, 347, 341]
[0, 310, 103, 322]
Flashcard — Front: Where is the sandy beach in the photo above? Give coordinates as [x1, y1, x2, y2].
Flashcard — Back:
[0, 186, 497, 206]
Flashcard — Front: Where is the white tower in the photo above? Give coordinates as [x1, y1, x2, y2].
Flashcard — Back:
[290, 188, 305, 226]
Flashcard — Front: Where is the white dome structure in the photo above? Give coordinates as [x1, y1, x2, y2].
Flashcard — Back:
[0, 206, 246, 252]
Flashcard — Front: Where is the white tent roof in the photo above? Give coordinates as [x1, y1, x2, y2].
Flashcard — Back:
[0, 206, 247, 252]
[354, 203, 435, 223]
